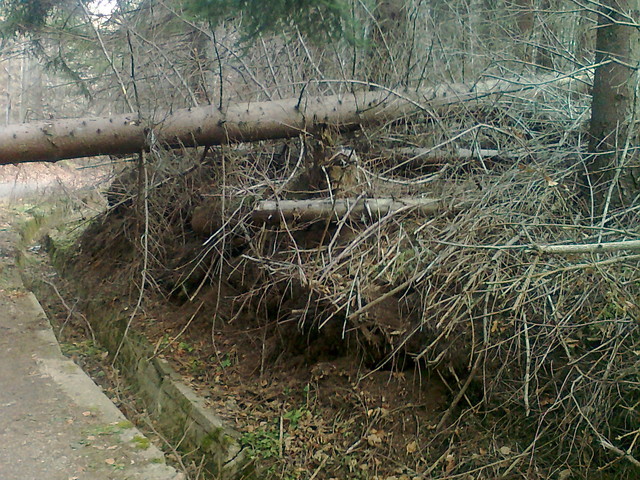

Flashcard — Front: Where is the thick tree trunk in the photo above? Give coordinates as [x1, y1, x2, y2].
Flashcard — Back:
[588, 0, 640, 208]
[0, 73, 580, 165]
[514, 0, 553, 68]
[367, 0, 405, 85]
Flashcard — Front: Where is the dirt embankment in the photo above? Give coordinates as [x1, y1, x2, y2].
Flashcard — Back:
[63, 153, 455, 480]
[13, 129, 640, 480]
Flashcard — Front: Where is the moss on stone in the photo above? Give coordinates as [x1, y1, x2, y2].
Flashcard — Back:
[132, 435, 151, 449]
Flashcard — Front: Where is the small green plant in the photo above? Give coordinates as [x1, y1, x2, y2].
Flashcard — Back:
[131, 435, 151, 449]
[220, 354, 233, 368]
[157, 334, 171, 351]
[240, 426, 280, 460]
[283, 407, 305, 428]
[109, 461, 125, 470]
[188, 358, 204, 375]
[178, 341, 194, 353]
[85, 420, 132, 437]
[211, 353, 234, 370]
[61, 340, 106, 358]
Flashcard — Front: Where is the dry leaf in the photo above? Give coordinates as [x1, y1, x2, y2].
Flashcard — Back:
[104, 458, 116, 465]
[544, 174, 559, 187]
[499, 446, 512, 455]
[540, 396, 553, 406]
[367, 429, 384, 447]
[444, 454, 456, 474]
[558, 468, 572, 480]
[367, 407, 389, 417]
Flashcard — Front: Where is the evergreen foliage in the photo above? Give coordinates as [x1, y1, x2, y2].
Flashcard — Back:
[182, 0, 357, 42]
[0, 0, 69, 36]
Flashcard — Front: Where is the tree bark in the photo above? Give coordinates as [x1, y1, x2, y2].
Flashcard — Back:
[367, 0, 405, 85]
[587, 0, 640, 208]
[252, 197, 443, 223]
[0, 73, 581, 165]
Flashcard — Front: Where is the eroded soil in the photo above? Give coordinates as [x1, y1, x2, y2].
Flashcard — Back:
[11, 158, 517, 480]
[15, 205, 468, 480]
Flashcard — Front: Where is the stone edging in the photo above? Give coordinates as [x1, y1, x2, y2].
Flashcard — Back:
[45, 232, 254, 479]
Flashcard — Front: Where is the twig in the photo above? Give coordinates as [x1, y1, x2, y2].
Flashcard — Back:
[571, 377, 640, 468]
[530, 239, 640, 254]
[308, 455, 328, 480]
[501, 430, 545, 477]
[599, 438, 640, 468]
[522, 312, 531, 417]
[347, 274, 415, 321]
[597, 52, 640, 241]
[279, 414, 284, 458]
[252, 197, 443, 223]
[41, 278, 95, 344]
[436, 353, 483, 431]
[79, 0, 135, 113]
[445, 239, 640, 254]
[113, 150, 149, 365]
[149, 301, 204, 359]
[141, 414, 193, 477]
[423, 443, 453, 477]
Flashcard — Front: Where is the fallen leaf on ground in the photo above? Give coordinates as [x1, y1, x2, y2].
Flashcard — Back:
[406, 440, 418, 454]
[367, 429, 384, 447]
[499, 446, 512, 455]
[445, 454, 456, 474]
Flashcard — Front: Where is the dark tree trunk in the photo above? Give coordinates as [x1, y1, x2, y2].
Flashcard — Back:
[367, 0, 405, 85]
[587, 0, 640, 209]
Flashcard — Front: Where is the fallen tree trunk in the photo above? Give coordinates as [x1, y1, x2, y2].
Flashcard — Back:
[0, 73, 585, 164]
[383, 146, 515, 166]
[252, 197, 443, 222]
[531, 239, 640, 254]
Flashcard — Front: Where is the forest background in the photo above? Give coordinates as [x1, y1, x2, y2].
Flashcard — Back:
[0, 1, 639, 480]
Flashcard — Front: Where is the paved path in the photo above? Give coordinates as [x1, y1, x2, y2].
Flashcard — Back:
[0, 212, 182, 479]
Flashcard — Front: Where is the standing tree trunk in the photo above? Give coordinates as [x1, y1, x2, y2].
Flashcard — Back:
[588, 0, 640, 209]
[514, 0, 553, 69]
[367, 0, 406, 85]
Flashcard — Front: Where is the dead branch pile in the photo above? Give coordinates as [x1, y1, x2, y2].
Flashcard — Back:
[79, 83, 639, 478]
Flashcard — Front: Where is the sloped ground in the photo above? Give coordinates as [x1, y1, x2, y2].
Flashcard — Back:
[0, 197, 180, 480]
[15, 92, 640, 479]
[0, 161, 109, 199]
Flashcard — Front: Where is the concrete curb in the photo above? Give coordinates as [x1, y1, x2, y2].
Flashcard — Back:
[0, 254, 182, 480]
[45, 232, 253, 479]
[25, 292, 185, 480]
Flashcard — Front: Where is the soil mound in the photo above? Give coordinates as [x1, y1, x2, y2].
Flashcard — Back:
[64, 115, 640, 479]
